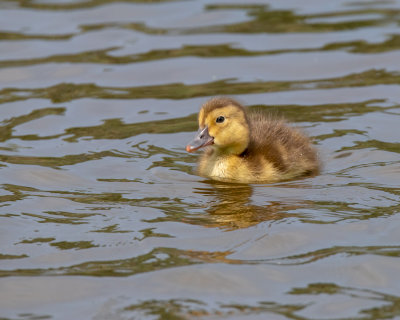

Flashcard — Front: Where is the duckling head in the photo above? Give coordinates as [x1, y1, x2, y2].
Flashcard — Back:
[186, 97, 250, 155]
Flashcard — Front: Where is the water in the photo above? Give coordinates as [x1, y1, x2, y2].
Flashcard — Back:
[1, 0, 400, 319]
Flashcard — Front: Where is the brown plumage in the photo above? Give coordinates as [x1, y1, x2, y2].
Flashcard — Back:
[186, 97, 319, 183]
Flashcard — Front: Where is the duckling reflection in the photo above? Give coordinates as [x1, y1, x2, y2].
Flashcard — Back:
[194, 181, 301, 230]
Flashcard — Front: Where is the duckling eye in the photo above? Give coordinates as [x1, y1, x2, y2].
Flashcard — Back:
[216, 116, 225, 123]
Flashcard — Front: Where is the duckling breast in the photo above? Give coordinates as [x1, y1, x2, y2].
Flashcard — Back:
[198, 151, 280, 183]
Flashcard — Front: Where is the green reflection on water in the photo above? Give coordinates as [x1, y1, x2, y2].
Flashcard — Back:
[14, 3, 395, 36]
[3, 313, 51, 320]
[266, 245, 400, 265]
[134, 227, 173, 240]
[0, 107, 65, 142]
[20, 237, 55, 244]
[12, 0, 177, 10]
[2, 33, 400, 68]
[203, 5, 400, 33]
[342, 140, 400, 153]
[7, 0, 399, 34]
[0, 45, 258, 68]
[306, 196, 400, 222]
[50, 240, 98, 250]
[0, 184, 35, 204]
[22, 211, 95, 225]
[0, 150, 131, 168]
[0, 253, 28, 260]
[290, 283, 400, 319]
[1, 70, 398, 104]
[121, 283, 400, 319]
[315, 129, 367, 142]
[81, 21, 168, 35]
[0, 247, 234, 277]
[324, 34, 400, 53]
[0, 31, 72, 41]
[125, 299, 206, 320]
[124, 299, 305, 320]
[91, 224, 132, 233]
[61, 115, 197, 141]
[248, 99, 389, 123]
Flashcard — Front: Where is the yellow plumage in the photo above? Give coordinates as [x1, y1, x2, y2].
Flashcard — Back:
[186, 97, 319, 183]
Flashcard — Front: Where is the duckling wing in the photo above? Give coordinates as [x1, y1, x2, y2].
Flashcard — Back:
[246, 112, 319, 176]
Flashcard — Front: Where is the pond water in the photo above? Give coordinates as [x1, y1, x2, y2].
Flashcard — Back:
[1, 0, 400, 319]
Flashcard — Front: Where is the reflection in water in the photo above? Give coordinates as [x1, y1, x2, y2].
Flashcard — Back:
[267, 245, 400, 265]
[13, 0, 176, 10]
[194, 182, 299, 229]
[2, 33, 400, 69]
[0, 107, 65, 142]
[203, 4, 400, 33]
[0, 247, 238, 277]
[122, 282, 400, 320]
[289, 283, 400, 319]
[1, 70, 399, 104]
[124, 298, 305, 320]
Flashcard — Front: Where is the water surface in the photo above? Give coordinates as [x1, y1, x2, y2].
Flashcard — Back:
[1, 0, 400, 319]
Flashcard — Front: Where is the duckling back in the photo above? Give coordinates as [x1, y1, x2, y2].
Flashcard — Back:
[244, 112, 319, 182]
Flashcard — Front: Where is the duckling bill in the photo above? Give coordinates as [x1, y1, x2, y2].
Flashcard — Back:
[186, 97, 319, 183]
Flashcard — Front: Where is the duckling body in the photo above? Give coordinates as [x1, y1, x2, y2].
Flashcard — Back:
[186, 97, 319, 183]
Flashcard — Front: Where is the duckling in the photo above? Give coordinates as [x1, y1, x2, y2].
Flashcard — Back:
[186, 97, 319, 183]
